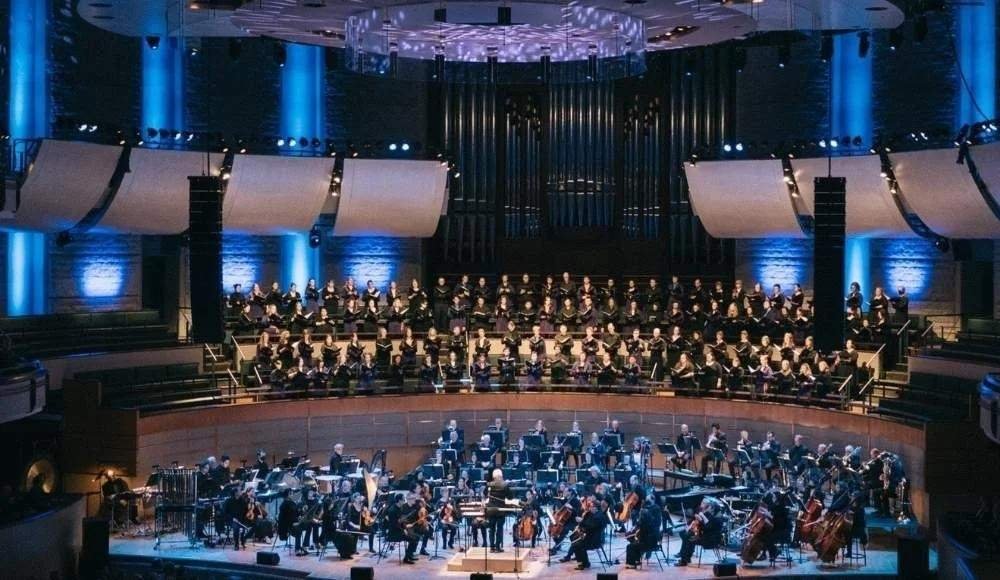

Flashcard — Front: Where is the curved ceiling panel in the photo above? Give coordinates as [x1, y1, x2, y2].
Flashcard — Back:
[7, 140, 122, 233]
[223, 154, 335, 235]
[94, 149, 223, 235]
[685, 159, 804, 238]
[333, 159, 449, 238]
[891, 148, 1000, 238]
[794, 155, 915, 238]
[967, 142, 1000, 221]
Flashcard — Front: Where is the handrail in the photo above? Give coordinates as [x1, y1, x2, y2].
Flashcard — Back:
[226, 368, 240, 401]
[836, 373, 854, 394]
[895, 319, 912, 337]
[204, 343, 220, 363]
[920, 321, 936, 339]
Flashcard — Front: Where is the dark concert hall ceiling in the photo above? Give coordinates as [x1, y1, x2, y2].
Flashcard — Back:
[78, 0, 905, 62]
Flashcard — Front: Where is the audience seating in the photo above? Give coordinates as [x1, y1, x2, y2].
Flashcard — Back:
[75, 362, 225, 411]
[1, 310, 177, 359]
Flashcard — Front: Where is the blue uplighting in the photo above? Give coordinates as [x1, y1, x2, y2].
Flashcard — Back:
[956, 0, 996, 125]
[281, 234, 319, 290]
[339, 238, 400, 290]
[7, 232, 46, 315]
[222, 235, 262, 292]
[281, 44, 325, 139]
[831, 33, 873, 296]
[142, 37, 185, 132]
[7, 0, 48, 315]
[751, 239, 807, 293]
[881, 240, 932, 301]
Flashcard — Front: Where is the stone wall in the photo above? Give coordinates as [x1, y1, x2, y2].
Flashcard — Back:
[47, 233, 142, 312]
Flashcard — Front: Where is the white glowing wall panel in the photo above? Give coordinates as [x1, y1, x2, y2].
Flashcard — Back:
[10, 140, 122, 233]
[223, 154, 335, 234]
[891, 148, 1000, 238]
[333, 158, 449, 237]
[795, 155, 914, 237]
[95, 149, 224, 235]
[685, 159, 804, 238]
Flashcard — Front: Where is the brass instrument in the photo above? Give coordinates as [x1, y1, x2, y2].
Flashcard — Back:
[297, 500, 323, 528]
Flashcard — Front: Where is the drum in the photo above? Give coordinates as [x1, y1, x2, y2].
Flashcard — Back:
[316, 475, 339, 494]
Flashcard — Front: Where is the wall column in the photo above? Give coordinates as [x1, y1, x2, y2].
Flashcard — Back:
[7, 0, 49, 315]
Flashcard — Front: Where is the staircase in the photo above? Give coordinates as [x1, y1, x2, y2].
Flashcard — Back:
[202, 343, 244, 401]
[870, 350, 975, 423]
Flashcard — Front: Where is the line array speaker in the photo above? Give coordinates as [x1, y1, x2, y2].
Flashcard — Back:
[188, 176, 225, 344]
[812, 176, 846, 353]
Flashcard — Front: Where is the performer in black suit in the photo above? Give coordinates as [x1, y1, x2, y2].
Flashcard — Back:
[569, 497, 610, 570]
[626, 494, 663, 568]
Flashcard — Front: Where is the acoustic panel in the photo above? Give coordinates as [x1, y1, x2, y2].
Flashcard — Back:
[223, 154, 335, 234]
[685, 159, 805, 238]
[95, 149, 223, 235]
[333, 158, 449, 238]
[9, 140, 123, 232]
[891, 148, 1000, 238]
[968, 142, 1000, 226]
[795, 155, 914, 237]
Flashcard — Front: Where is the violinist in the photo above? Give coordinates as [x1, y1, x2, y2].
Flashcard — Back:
[387, 493, 419, 564]
[625, 494, 663, 568]
[346, 492, 376, 555]
[675, 499, 725, 567]
[438, 489, 459, 549]
[585, 432, 607, 470]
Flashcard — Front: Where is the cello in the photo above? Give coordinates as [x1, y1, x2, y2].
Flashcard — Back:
[515, 510, 537, 542]
[547, 503, 574, 539]
[812, 510, 854, 563]
[739, 505, 774, 564]
[614, 491, 640, 524]
[794, 498, 824, 544]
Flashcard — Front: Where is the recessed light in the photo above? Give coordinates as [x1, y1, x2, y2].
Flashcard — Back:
[865, 6, 888, 11]
[89, 2, 112, 7]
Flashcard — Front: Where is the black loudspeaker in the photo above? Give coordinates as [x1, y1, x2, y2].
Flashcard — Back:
[812, 176, 847, 353]
[79, 517, 110, 576]
[596, 574, 618, 580]
[256, 551, 280, 566]
[188, 176, 225, 344]
[713, 559, 738, 577]
[470, 574, 493, 580]
[897, 529, 930, 579]
[350, 567, 375, 580]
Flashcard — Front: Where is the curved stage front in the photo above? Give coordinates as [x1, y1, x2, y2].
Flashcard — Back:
[91, 392, 929, 524]
[93, 393, 929, 578]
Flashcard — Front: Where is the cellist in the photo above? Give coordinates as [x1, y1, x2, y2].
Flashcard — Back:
[513, 488, 541, 549]
[675, 499, 725, 567]
[549, 486, 582, 558]
[625, 494, 663, 568]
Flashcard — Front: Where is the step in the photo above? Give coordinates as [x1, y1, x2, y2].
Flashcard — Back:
[885, 370, 908, 383]
[446, 547, 529, 573]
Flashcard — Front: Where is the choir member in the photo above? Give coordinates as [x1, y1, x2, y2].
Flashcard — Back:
[400, 327, 418, 369]
[423, 327, 442, 364]
[539, 296, 556, 333]
[527, 324, 546, 358]
[447, 294, 467, 331]
[524, 352, 544, 389]
[890, 286, 909, 323]
[448, 325, 467, 362]
[670, 352, 696, 389]
[518, 273, 537, 306]
[358, 353, 377, 393]
[321, 280, 338, 311]
[432, 276, 451, 329]
[495, 295, 513, 332]
[346, 332, 364, 365]
[408, 279, 427, 308]
[375, 327, 393, 369]
[472, 354, 492, 391]
[581, 326, 599, 364]
[453, 274, 472, 306]
[700, 350, 723, 391]
[473, 327, 491, 359]
[519, 300, 538, 329]
[502, 320, 522, 361]
[554, 324, 574, 358]
[845, 281, 864, 314]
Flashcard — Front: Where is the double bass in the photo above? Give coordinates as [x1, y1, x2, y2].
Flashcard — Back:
[739, 505, 774, 564]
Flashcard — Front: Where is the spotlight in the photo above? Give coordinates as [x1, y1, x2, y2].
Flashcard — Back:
[78, 123, 88, 132]
[145, 36, 160, 50]
[735, 142, 744, 152]
[858, 31, 870, 59]
[185, 132, 195, 142]
[308, 227, 321, 249]
[389, 143, 398, 151]
[221, 170, 231, 181]
[289, 138, 297, 147]
[189, 46, 200, 57]
[830, 138, 839, 148]
[401, 143, 410, 151]
[453, 171, 461, 178]
[934, 236, 950, 253]
[723, 143, 732, 153]
[88, 124, 98, 133]
[277, 138, 286, 147]
[311, 138, 321, 148]
[173, 131, 182, 141]
[819, 139, 827, 148]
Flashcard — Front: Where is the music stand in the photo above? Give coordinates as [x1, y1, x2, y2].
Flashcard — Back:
[561, 434, 582, 452]
[601, 433, 623, 451]
[421, 463, 445, 481]
[536, 469, 558, 485]
[522, 434, 544, 449]
[440, 449, 458, 465]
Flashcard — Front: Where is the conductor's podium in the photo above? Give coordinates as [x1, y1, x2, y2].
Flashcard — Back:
[447, 547, 530, 573]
